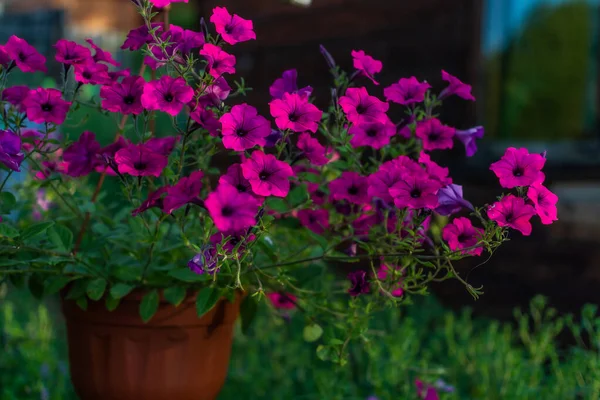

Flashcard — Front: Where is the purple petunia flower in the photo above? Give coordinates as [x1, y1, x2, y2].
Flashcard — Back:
[2, 85, 30, 112]
[384, 76, 430, 106]
[5, 35, 47, 73]
[54, 39, 91, 65]
[205, 184, 260, 232]
[121, 24, 164, 51]
[200, 44, 236, 78]
[0, 130, 24, 172]
[100, 75, 145, 115]
[297, 208, 330, 234]
[489, 147, 545, 189]
[219, 163, 257, 197]
[455, 126, 484, 157]
[86, 38, 120, 67]
[73, 60, 111, 85]
[389, 172, 441, 210]
[62, 131, 101, 177]
[210, 7, 256, 45]
[367, 165, 405, 205]
[297, 133, 329, 166]
[141, 75, 194, 116]
[132, 187, 168, 217]
[269, 69, 312, 100]
[487, 194, 537, 236]
[347, 270, 369, 297]
[270, 92, 323, 133]
[415, 118, 455, 151]
[339, 86, 389, 125]
[241, 150, 294, 197]
[435, 184, 474, 216]
[349, 119, 396, 149]
[418, 151, 452, 186]
[442, 217, 483, 256]
[329, 172, 370, 205]
[351, 50, 382, 85]
[96, 136, 128, 175]
[439, 70, 475, 101]
[114, 143, 168, 177]
[23, 88, 71, 125]
[188, 245, 218, 275]
[163, 170, 204, 214]
[220, 104, 271, 151]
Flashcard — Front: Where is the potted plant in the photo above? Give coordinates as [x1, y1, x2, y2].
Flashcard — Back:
[0, 0, 558, 399]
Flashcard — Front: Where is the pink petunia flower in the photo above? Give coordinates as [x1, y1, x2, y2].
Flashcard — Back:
[367, 164, 406, 204]
[220, 104, 271, 151]
[297, 133, 329, 166]
[269, 92, 323, 133]
[23, 88, 71, 125]
[100, 75, 145, 115]
[489, 147, 546, 189]
[141, 75, 194, 116]
[329, 172, 370, 205]
[415, 379, 440, 400]
[219, 163, 256, 196]
[62, 131, 101, 177]
[298, 208, 330, 234]
[241, 150, 294, 197]
[108, 69, 131, 80]
[121, 24, 163, 51]
[307, 183, 328, 206]
[73, 60, 111, 85]
[377, 264, 404, 297]
[349, 119, 396, 149]
[5, 35, 47, 73]
[339, 87, 389, 125]
[54, 39, 91, 65]
[348, 270, 370, 297]
[439, 70, 475, 101]
[418, 151, 452, 186]
[200, 44, 236, 78]
[2, 85, 30, 112]
[86, 38, 120, 67]
[442, 217, 483, 256]
[149, 0, 189, 7]
[114, 143, 169, 177]
[389, 172, 441, 210]
[132, 187, 168, 217]
[351, 50, 382, 85]
[210, 6, 256, 45]
[527, 183, 558, 225]
[269, 69, 312, 100]
[0, 130, 24, 172]
[455, 126, 484, 157]
[190, 105, 221, 137]
[384, 77, 430, 106]
[144, 136, 178, 156]
[487, 194, 536, 236]
[205, 183, 260, 232]
[267, 293, 297, 310]
[165, 25, 205, 54]
[0, 45, 10, 67]
[198, 76, 232, 106]
[415, 118, 455, 151]
[162, 170, 204, 214]
[96, 136, 128, 175]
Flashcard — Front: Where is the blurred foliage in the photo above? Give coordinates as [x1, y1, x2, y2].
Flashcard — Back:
[484, 1, 597, 140]
[2, 285, 600, 400]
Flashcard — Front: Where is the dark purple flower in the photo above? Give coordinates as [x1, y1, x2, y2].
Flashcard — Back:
[264, 129, 283, 148]
[351, 50, 382, 85]
[297, 208, 329, 234]
[144, 136, 178, 157]
[205, 184, 261, 232]
[74, 60, 111, 85]
[348, 270, 369, 297]
[5, 35, 47, 73]
[269, 69, 312, 100]
[435, 184, 474, 216]
[114, 143, 168, 177]
[163, 170, 204, 214]
[132, 187, 168, 216]
[100, 75, 145, 115]
[54, 39, 91, 65]
[62, 131, 101, 177]
[188, 246, 218, 275]
[0, 130, 24, 171]
[86, 38, 120, 67]
[219, 163, 255, 196]
[455, 126, 484, 157]
[270, 92, 323, 133]
[339, 87, 389, 125]
[96, 136, 127, 175]
[439, 70, 475, 101]
[389, 172, 441, 210]
[329, 172, 370, 205]
[241, 150, 294, 198]
[220, 104, 271, 151]
[121, 24, 163, 51]
[297, 133, 328, 166]
[2, 86, 30, 112]
[23, 88, 71, 125]
[384, 77, 430, 106]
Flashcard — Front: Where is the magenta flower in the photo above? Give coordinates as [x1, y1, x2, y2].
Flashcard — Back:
[442, 217, 483, 256]
[384, 77, 430, 106]
[418, 151, 452, 186]
[190, 106, 221, 137]
[2, 85, 30, 112]
[386, 155, 423, 176]
[389, 173, 441, 210]
[435, 184, 474, 216]
[167, 25, 205, 54]
[298, 208, 330, 234]
[377, 264, 404, 297]
[121, 24, 163, 51]
[86, 38, 120, 67]
[339, 87, 389, 125]
[149, 0, 189, 7]
[527, 183, 558, 225]
[199, 77, 232, 105]
[220, 104, 271, 151]
[269, 92, 323, 133]
[308, 183, 328, 206]
[162, 170, 204, 214]
[455, 126, 484, 157]
[241, 150, 294, 197]
[210, 230, 256, 253]
[205, 184, 260, 232]
[416, 380, 440, 400]
[490, 147, 546, 189]
[200, 44, 236, 78]
[269, 69, 312, 100]
[487, 195, 537, 236]
[5, 36, 47, 73]
[0, 130, 24, 171]
[100, 75, 145, 115]
[367, 164, 408, 204]
[132, 187, 168, 217]
[439, 70, 475, 101]
[62, 131, 101, 177]
[54, 39, 91, 65]
[144, 137, 178, 156]
[96, 136, 128, 175]
[267, 293, 297, 310]
[188, 246, 218, 275]
[141, 75, 194, 116]
[351, 50, 382, 85]
[109, 69, 131, 80]
[219, 163, 257, 197]
[210, 7, 256, 45]
[349, 120, 396, 149]
[114, 143, 168, 177]
[348, 270, 370, 297]
[329, 172, 370, 205]
[415, 118, 455, 151]
[74, 60, 111, 85]
[23, 88, 71, 125]
[297, 133, 328, 166]
[0, 45, 9, 67]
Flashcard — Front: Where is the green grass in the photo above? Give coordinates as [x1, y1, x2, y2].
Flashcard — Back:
[2, 285, 600, 400]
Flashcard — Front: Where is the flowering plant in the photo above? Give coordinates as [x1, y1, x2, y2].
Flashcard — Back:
[0, 0, 557, 363]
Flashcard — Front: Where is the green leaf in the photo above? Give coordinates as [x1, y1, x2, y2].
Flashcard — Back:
[86, 278, 107, 301]
[0, 192, 16, 214]
[66, 279, 88, 300]
[140, 290, 159, 323]
[109, 283, 135, 299]
[257, 237, 278, 262]
[76, 297, 88, 310]
[307, 230, 328, 250]
[288, 184, 309, 207]
[0, 259, 25, 267]
[195, 287, 221, 318]
[47, 224, 73, 252]
[303, 323, 324, 342]
[240, 295, 258, 335]
[28, 273, 45, 299]
[0, 223, 19, 239]
[316, 344, 335, 362]
[168, 268, 211, 283]
[105, 295, 121, 311]
[21, 221, 55, 241]
[265, 197, 288, 213]
[44, 276, 74, 296]
[163, 286, 186, 307]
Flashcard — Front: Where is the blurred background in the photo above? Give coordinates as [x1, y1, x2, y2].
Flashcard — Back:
[1, 0, 600, 398]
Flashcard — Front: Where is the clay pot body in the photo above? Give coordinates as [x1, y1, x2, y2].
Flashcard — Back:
[62, 292, 241, 400]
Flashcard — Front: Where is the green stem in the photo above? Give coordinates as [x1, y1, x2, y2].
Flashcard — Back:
[0, 170, 14, 192]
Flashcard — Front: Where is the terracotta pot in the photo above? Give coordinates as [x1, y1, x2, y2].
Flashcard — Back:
[62, 291, 242, 400]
